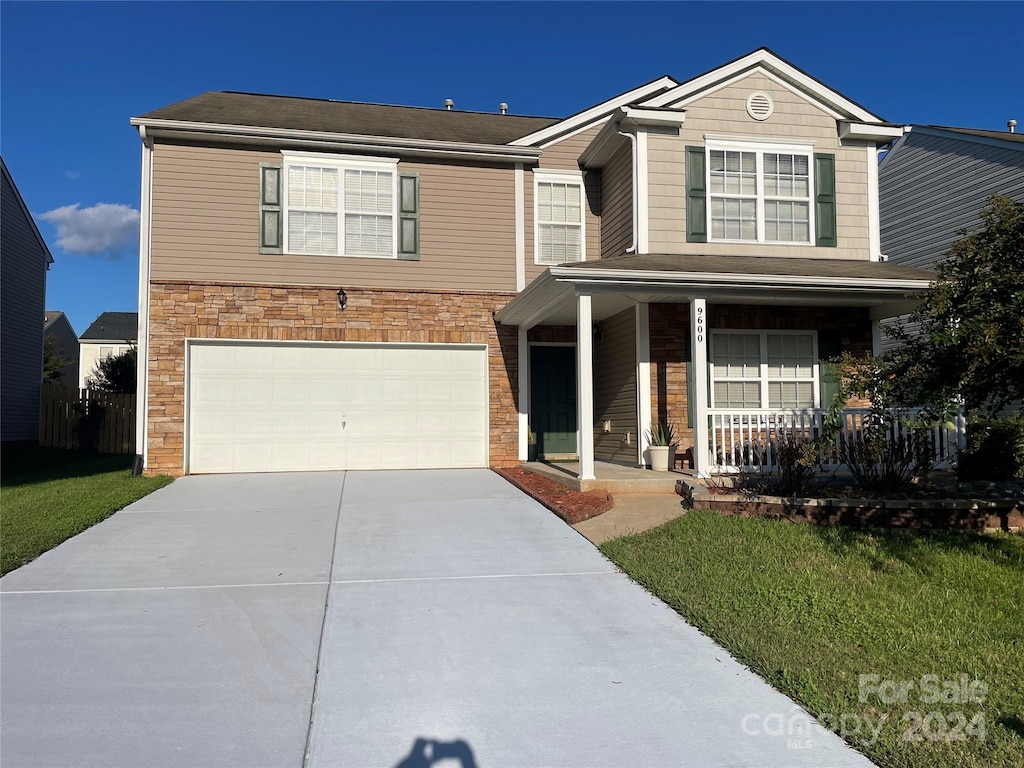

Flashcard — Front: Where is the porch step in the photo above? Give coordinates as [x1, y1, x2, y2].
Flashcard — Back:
[522, 461, 688, 495]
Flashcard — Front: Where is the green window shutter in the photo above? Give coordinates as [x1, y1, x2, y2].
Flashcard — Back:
[259, 163, 282, 253]
[685, 146, 707, 243]
[814, 153, 837, 247]
[817, 330, 842, 408]
[397, 172, 419, 260]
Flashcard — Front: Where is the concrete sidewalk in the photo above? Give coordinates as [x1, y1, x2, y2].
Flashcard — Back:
[573, 493, 688, 544]
[1, 469, 874, 768]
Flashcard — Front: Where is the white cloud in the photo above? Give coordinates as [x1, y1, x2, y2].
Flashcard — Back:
[64, 170, 81, 180]
[40, 203, 140, 257]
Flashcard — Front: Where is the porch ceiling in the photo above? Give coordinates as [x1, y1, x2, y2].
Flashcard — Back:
[496, 253, 934, 328]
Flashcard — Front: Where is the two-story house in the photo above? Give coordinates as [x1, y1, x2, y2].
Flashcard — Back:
[878, 124, 1024, 355]
[132, 48, 933, 481]
[79, 311, 138, 389]
[2, 158, 54, 444]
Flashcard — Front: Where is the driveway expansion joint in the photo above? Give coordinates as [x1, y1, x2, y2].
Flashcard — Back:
[302, 471, 347, 768]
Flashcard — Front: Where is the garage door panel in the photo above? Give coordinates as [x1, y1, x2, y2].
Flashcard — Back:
[187, 342, 488, 473]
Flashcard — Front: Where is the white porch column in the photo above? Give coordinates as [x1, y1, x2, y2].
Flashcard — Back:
[635, 303, 652, 467]
[690, 298, 709, 478]
[871, 319, 883, 357]
[577, 291, 595, 481]
[518, 326, 529, 461]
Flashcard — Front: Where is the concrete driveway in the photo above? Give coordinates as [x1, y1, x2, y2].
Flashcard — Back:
[1, 469, 873, 768]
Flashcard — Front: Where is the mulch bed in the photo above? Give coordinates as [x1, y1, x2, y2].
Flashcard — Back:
[493, 465, 612, 524]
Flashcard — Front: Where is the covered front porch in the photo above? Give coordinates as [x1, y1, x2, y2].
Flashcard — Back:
[497, 253, 939, 484]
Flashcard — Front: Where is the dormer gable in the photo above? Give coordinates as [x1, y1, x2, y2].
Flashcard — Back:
[640, 47, 882, 123]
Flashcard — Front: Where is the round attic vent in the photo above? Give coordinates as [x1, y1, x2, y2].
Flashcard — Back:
[746, 91, 774, 121]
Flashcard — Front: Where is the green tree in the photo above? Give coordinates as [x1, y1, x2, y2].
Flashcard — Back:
[884, 194, 1024, 415]
[88, 346, 137, 394]
[42, 336, 73, 383]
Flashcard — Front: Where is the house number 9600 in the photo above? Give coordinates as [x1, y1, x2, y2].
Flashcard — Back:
[696, 306, 704, 343]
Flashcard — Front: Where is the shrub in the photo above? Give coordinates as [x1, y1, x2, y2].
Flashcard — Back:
[958, 416, 1024, 481]
[837, 413, 936, 496]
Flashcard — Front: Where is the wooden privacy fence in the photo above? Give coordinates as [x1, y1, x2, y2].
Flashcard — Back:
[39, 385, 136, 454]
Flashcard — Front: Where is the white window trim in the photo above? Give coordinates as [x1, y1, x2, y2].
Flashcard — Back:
[709, 329, 820, 410]
[705, 139, 816, 246]
[281, 150, 400, 259]
[533, 168, 586, 266]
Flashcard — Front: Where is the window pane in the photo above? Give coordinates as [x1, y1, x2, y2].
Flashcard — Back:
[714, 381, 761, 408]
[538, 223, 581, 264]
[767, 333, 814, 377]
[769, 381, 814, 408]
[712, 333, 760, 377]
[345, 214, 391, 256]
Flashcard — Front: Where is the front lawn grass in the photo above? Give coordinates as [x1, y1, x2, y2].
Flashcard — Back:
[1, 446, 173, 575]
[601, 510, 1024, 768]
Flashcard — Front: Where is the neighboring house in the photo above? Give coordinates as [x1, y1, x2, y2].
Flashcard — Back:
[1, 158, 53, 443]
[79, 311, 138, 389]
[131, 47, 934, 480]
[878, 124, 1024, 353]
[43, 311, 79, 386]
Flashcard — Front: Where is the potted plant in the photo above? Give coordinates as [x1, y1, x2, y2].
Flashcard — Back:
[646, 421, 677, 472]
[527, 427, 538, 462]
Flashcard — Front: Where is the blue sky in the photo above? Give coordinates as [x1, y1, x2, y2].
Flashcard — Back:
[2, 1, 1022, 336]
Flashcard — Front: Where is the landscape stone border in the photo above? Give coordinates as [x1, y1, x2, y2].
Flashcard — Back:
[675, 480, 1023, 532]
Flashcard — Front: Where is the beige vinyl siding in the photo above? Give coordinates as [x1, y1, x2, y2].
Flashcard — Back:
[600, 140, 633, 259]
[1, 167, 48, 442]
[525, 123, 604, 285]
[593, 308, 638, 464]
[150, 142, 517, 292]
[648, 73, 871, 260]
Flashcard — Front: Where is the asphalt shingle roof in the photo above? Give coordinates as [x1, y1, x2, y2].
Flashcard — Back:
[137, 92, 561, 146]
[560, 253, 935, 281]
[924, 126, 1024, 144]
[80, 312, 138, 342]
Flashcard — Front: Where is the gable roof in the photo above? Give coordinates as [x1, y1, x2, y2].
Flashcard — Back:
[1, 157, 54, 265]
[641, 47, 882, 122]
[80, 312, 138, 342]
[135, 91, 560, 146]
[507, 75, 680, 147]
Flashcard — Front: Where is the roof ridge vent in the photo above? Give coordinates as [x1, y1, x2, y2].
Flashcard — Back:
[445, 98, 454, 111]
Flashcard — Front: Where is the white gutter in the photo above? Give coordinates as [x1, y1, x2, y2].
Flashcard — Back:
[135, 126, 154, 470]
[548, 266, 931, 292]
[129, 118, 543, 163]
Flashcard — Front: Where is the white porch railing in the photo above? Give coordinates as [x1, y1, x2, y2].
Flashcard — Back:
[707, 407, 967, 474]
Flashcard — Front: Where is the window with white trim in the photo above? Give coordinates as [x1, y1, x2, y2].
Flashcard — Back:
[534, 170, 585, 265]
[710, 331, 818, 409]
[707, 142, 814, 244]
[281, 152, 399, 258]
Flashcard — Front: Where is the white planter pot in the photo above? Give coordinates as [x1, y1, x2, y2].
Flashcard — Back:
[648, 445, 675, 472]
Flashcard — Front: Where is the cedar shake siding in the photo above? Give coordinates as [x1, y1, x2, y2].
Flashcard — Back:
[593, 308, 638, 465]
[145, 283, 518, 476]
[1, 162, 49, 442]
[600, 140, 634, 258]
[648, 72, 872, 260]
[150, 142, 517, 292]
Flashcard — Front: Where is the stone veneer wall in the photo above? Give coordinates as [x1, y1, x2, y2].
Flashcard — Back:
[649, 304, 874, 456]
[145, 281, 519, 476]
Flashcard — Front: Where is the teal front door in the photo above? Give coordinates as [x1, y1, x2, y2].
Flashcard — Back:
[531, 346, 577, 456]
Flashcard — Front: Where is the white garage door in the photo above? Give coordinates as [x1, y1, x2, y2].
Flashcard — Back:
[186, 341, 488, 474]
